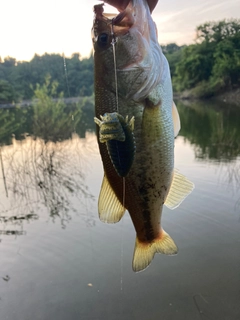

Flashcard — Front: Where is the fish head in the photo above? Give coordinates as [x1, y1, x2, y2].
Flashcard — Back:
[92, 0, 164, 101]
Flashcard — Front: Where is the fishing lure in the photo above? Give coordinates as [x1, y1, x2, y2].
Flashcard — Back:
[94, 112, 135, 177]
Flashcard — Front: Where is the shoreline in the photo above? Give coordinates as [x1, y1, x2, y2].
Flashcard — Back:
[1, 88, 240, 109]
[0, 96, 90, 109]
[174, 87, 240, 107]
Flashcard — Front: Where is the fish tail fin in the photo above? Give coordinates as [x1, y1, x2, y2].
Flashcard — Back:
[132, 230, 178, 272]
[154, 230, 178, 255]
[132, 238, 155, 273]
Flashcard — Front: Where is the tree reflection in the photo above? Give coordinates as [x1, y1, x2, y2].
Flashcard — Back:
[0, 213, 38, 236]
[0, 80, 95, 234]
[0, 78, 95, 146]
[0, 107, 30, 146]
[177, 100, 240, 209]
[1, 133, 94, 232]
[177, 100, 240, 162]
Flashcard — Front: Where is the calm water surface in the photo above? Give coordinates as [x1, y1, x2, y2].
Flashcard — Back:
[0, 100, 240, 320]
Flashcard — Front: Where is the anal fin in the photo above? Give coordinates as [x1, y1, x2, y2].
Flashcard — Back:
[98, 174, 125, 223]
[165, 169, 194, 210]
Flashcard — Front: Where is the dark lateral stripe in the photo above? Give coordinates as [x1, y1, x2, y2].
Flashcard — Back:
[142, 209, 155, 241]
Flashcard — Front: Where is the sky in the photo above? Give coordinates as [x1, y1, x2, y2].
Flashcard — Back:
[1, 0, 240, 61]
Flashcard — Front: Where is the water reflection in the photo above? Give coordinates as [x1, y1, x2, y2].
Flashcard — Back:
[6, 135, 93, 218]
[176, 100, 240, 162]
[176, 100, 240, 212]
[0, 100, 95, 233]
[1, 99, 240, 233]
[0, 107, 30, 146]
[0, 213, 38, 236]
[0, 101, 240, 320]
[0, 96, 95, 145]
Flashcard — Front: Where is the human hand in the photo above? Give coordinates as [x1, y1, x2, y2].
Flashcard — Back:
[98, 0, 158, 13]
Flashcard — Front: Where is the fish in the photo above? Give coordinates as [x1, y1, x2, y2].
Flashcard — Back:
[92, 0, 194, 272]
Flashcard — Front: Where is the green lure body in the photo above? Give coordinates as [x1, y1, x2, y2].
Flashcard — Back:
[94, 112, 135, 177]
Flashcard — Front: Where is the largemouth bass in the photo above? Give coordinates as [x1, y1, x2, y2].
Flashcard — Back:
[92, 0, 194, 272]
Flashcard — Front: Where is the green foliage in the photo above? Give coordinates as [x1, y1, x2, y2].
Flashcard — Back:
[173, 42, 215, 92]
[0, 107, 29, 145]
[161, 43, 183, 55]
[74, 95, 95, 138]
[0, 79, 16, 103]
[177, 100, 240, 161]
[212, 36, 240, 87]
[162, 44, 185, 80]
[0, 97, 95, 147]
[32, 76, 82, 142]
[0, 76, 96, 148]
[173, 19, 240, 96]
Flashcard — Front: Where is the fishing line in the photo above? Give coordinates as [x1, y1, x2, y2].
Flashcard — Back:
[110, 22, 119, 113]
[120, 216, 124, 291]
[111, 22, 126, 207]
[111, 19, 125, 296]
[62, 53, 70, 98]
[62, 52, 77, 132]
[0, 146, 8, 198]
[61, 47, 99, 303]
[122, 177, 126, 208]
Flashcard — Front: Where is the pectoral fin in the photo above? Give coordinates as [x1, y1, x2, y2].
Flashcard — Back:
[164, 169, 194, 209]
[172, 101, 181, 137]
[98, 174, 126, 223]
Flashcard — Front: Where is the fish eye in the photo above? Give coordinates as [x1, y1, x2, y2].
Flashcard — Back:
[97, 33, 109, 47]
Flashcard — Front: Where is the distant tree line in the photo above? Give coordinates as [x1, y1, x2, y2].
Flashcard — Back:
[0, 19, 239, 103]
[0, 53, 93, 103]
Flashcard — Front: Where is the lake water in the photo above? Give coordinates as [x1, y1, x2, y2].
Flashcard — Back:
[0, 100, 240, 320]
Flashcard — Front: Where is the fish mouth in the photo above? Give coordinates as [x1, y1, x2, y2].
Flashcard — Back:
[93, 2, 135, 36]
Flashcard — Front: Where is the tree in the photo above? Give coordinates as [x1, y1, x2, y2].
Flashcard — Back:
[32, 76, 82, 142]
[173, 42, 215, 91]
[3, 56, 16, 67]
[0, 79, 15, 103]
[173, 19, 240, 95]
[196, 19, 240, 43]
[161, 43, 182, 55]
[212, 36, 240, 88]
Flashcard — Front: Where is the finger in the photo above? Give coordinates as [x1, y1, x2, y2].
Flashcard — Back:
[98, 0, 130, 11]
[147, 0, 158, 12]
